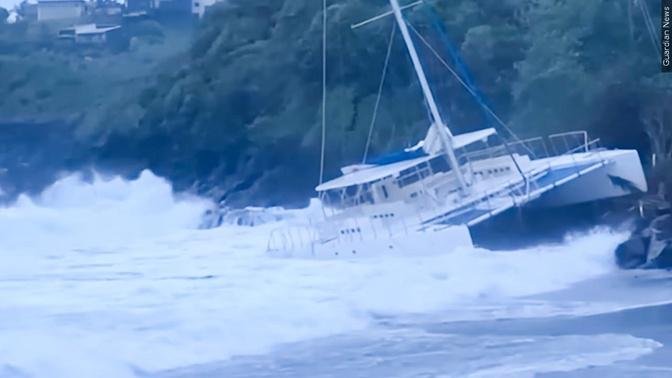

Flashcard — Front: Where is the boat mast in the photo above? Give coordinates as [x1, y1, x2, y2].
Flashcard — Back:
[388, 0, 468, 193]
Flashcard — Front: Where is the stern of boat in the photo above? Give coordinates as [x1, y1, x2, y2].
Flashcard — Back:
[533, 149, 648, 207]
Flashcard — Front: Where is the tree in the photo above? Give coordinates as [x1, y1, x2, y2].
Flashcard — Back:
[640, 81, 672, 165]
[0, 7, 9, 24]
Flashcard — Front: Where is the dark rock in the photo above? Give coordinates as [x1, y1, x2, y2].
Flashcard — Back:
[616, 213, 672, 270]
[651, 214, 672, 240]
[644, 214, 672, 269]
[0, 121, 89, 201]
[648, 243, 672, 269]
[615, 236, 649, 269]
[199, 205, 285, 229]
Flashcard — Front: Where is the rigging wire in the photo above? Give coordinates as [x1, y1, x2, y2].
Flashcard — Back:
[405, 19, 530, 188]
[422, 4, 488, 126]
[406, 21, 536, 158]
[637, 0, 660, 56]
[362, 22, 397, 164]
[319, 0, 327, 185]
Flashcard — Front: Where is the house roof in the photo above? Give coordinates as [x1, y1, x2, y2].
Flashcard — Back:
[38, 0, 85, 3]
[73, 24, 121, 35]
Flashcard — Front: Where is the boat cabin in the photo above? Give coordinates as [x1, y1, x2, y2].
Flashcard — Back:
[315, 128, 526, 218]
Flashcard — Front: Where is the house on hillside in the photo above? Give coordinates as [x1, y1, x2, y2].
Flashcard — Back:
[192, 0, 217, 18]
[93, 0, 123, 24]
[154, 0, 190, 15]
[126, 0, 158, 13]
[37, 0, 86, 22]
[154, 0, 219, 18]
[58, 23, 121, 44]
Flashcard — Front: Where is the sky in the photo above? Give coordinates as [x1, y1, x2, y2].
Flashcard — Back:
[1, 0, 28, 12]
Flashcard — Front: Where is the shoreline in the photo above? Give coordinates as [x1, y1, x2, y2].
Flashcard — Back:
[155, 271, 672, 378]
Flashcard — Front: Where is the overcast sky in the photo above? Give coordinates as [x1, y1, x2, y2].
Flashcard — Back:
[1, 0, 25, 11]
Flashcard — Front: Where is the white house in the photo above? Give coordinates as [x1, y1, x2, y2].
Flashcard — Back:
[37, 0, 86, 22]
[57, 23, 121, 44]
[191, 0, 218, 18]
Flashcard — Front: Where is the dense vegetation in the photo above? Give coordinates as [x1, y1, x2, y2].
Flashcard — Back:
[0, 0, 670, 206]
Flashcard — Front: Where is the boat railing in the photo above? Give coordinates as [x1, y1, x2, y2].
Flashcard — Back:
[461, 136, 550, 163]
[267, 211, 415, 255]
[548, 131, 590, 155]
[431, 136, 608, 227]
[267, 225, 320, 255]
[505, 136, 551, 159]
[461, 130, 600, 165]
[268, 134, 610, 255]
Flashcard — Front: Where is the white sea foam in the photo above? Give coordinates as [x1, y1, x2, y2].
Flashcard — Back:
[464, 334, 663, 378]
[0, 171, 655, 377]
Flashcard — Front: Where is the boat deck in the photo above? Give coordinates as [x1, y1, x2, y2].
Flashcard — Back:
[430, 159, 608, 228]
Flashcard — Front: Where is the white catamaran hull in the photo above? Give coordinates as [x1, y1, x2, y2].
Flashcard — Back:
[533, 149, 647, 207]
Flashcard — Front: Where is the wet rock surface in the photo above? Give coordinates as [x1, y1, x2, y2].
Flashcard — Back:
[616, 199, 672, 270]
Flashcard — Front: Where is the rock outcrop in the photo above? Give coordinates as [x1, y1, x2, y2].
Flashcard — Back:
[615, 198, 672, 270]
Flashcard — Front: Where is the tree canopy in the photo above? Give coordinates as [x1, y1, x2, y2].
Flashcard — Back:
[0, 8, 8, 24]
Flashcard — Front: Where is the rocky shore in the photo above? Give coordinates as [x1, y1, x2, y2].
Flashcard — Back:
[616, 193, 672, 270]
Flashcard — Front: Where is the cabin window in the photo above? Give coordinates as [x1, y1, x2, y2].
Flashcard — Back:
[429, 156, 450, 173]
[396, 171, 421, 188]
[381, 185, 389, 199]
[396, 162, 432, 188]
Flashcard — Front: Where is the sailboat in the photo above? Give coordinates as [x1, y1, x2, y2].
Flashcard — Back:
[267, 0, 647, 258]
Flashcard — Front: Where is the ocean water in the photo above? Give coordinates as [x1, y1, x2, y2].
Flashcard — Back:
[0, 171, 670, 378]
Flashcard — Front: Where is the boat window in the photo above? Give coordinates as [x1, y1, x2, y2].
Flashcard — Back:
[345, 185, 358, 197]
[381, 185, 389, 199]
[429, 156, 450, 173]
[396, 164, 432, 188]
[396, 175, 417, 188]
[322, 184, 374, 209]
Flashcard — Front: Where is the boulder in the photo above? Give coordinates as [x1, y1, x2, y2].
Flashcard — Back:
[648, 243, 672, 269]
[615, 235, 649, 269]
[645, 214, 672, 269]
[616, 213, 672, 270]
[200, 205, 286, 228]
